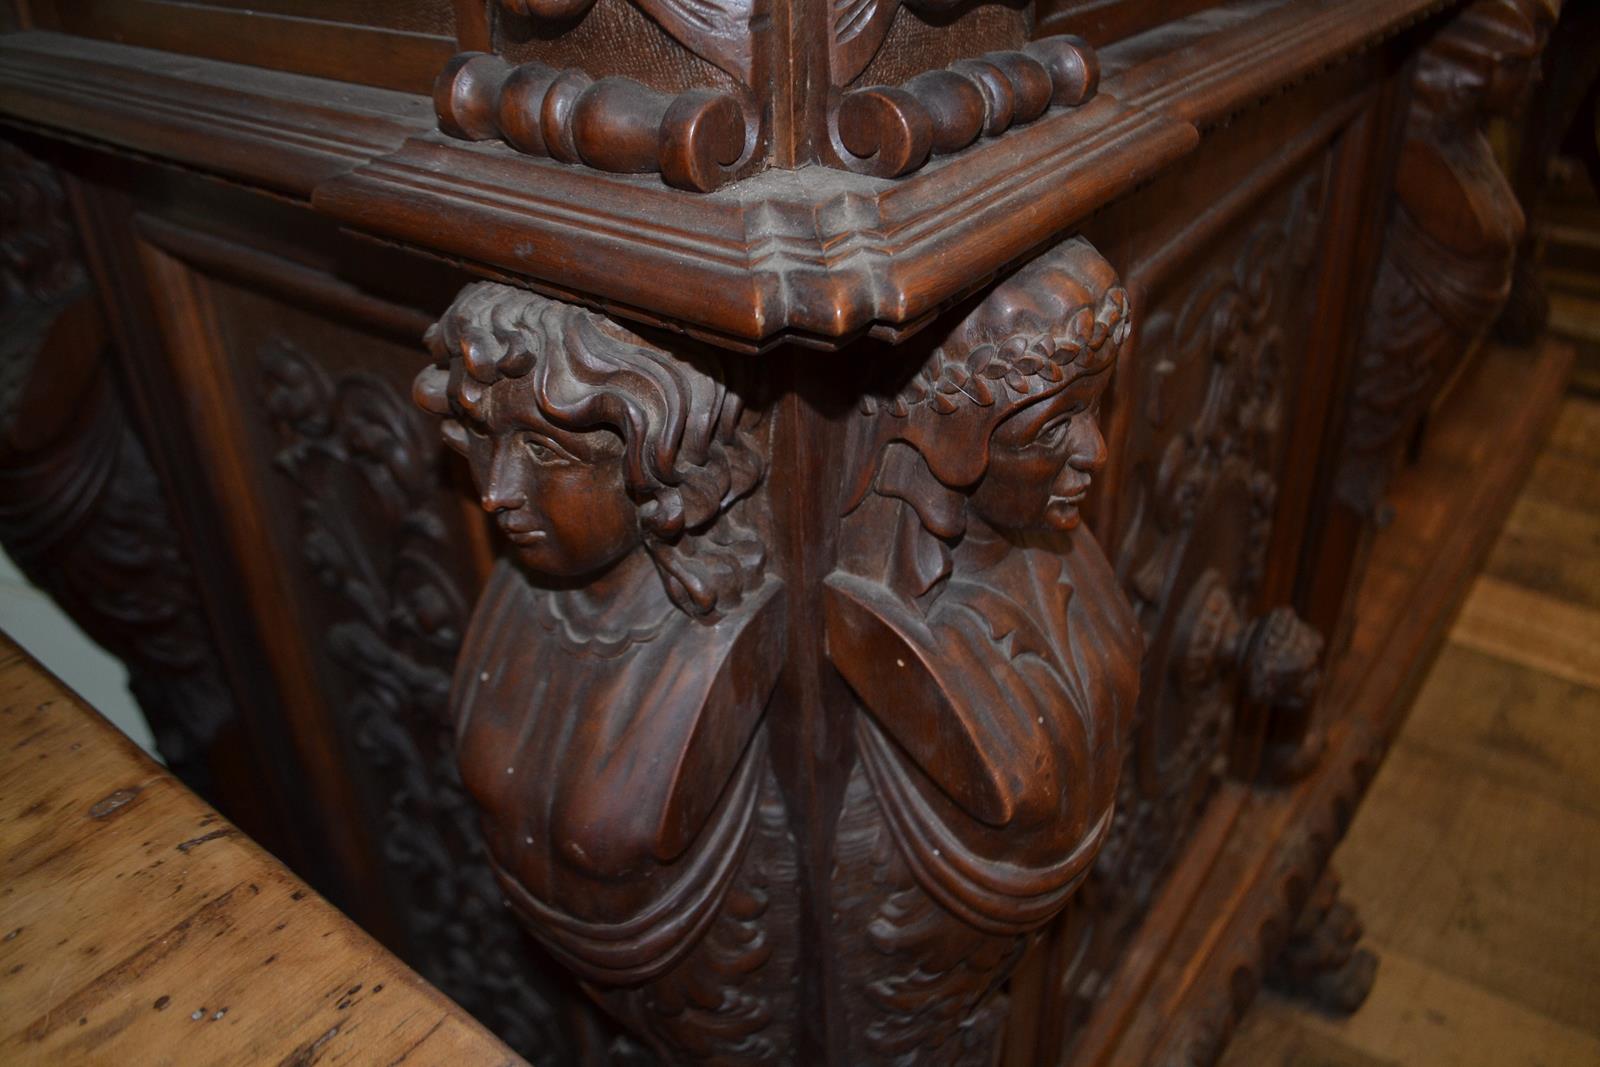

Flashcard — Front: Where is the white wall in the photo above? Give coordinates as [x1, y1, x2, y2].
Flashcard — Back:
[0, 547, 162, 760]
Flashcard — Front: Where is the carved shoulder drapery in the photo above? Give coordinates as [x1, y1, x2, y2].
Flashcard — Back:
[414, 237, 1142, 1063]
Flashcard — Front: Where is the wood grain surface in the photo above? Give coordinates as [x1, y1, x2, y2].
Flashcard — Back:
[0, 636, 524, 1067]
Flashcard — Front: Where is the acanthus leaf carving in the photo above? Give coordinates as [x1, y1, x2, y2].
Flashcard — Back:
[499, 0, 756, 84]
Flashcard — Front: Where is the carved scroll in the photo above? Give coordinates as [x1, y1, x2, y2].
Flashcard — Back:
[435, 53, 751, 192]
[1336, 0, 1560, 515]
[0, 141, 235, 793]
[831, 35, 1099, 178]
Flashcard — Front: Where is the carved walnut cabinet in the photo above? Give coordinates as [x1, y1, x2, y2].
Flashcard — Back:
[0, 0, 1561, 1064]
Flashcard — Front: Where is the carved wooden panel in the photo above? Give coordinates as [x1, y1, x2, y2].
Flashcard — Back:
[125, 237, 622, 1062]
[1020, 145, 1339, 1060]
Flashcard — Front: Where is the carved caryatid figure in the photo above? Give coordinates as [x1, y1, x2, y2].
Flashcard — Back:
[413, 283, 785, 1003]
[1338, 0, 1559, 513]
[826, 240, 1143, 1059]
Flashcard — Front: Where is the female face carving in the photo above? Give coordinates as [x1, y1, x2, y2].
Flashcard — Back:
[443, 374, 641, 578]
[969, 368, 1111, 533]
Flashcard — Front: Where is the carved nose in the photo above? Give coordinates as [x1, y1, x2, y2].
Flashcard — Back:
[480, 444, 526, 513]
[1068, 419, 1107, 473]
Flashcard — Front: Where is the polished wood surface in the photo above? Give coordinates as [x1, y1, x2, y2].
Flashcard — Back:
[0, 634, 522, 1067]
[0, 1, 1570, 1063]
[1223, 385, 1600, 1067]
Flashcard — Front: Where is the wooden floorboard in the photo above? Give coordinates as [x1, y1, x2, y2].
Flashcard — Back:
[1221, 391, 1600, 1066]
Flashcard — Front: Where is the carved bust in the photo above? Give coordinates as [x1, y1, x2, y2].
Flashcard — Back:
[827, 238, 1143, 973]
[414, 282, 784, 985]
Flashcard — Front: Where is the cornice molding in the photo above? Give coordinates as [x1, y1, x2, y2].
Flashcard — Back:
[0, 0, 1460, 350]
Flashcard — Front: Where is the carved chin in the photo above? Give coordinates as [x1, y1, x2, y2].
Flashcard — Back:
[1045, 496, 1084, 531]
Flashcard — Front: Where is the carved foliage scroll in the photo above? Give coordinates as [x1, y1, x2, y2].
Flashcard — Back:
[258, 340, 585, 1060]
[1336, 0, 1560, 515]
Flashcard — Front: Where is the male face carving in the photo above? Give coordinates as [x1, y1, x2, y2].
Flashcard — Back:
[969, 367, 1111, 533]
[441, 371, 641, 579]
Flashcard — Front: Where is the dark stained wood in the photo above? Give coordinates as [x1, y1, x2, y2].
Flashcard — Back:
[1065, 336, 1574, 1067]
[0, 0, 1572, 1063]
[1222, 394, 1600, 1067]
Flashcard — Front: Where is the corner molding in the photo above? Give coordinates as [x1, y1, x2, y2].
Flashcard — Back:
[0, 0, 1459, 350]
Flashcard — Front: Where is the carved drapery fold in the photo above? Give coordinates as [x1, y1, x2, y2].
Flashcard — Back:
[415, 237, 1142, 1063]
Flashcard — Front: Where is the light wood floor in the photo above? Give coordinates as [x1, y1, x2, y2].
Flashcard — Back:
[1220, 387, 1600, 1067]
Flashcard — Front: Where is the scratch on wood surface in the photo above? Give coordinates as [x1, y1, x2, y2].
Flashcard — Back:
[20, 884, 242, 1043]
[275, 1024, 341, 1067]
[174, 828, 236, 853]
[383, 1018, 444, 1064]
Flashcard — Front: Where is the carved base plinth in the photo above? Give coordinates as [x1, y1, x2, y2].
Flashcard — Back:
[1266, 869, 1376, 1015]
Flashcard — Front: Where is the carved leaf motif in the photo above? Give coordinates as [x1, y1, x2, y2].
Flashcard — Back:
[636, 0, 756, 82]
[832, 0, 899, 84]
[260, 340, 588, 1060]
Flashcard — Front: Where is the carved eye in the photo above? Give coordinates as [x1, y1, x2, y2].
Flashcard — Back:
[520, 434, 566, 465]
[1040, 409, 1082, 449]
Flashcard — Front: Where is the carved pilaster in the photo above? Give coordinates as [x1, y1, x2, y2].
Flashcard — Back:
[0, 140, 234, 791]
[415, 237, 1142, 1063]
[1336, 0, 1560, 516]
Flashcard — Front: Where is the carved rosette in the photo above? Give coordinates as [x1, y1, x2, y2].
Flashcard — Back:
[1336, 0, 1560, 515]
[416, 238, 1142, 1063]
